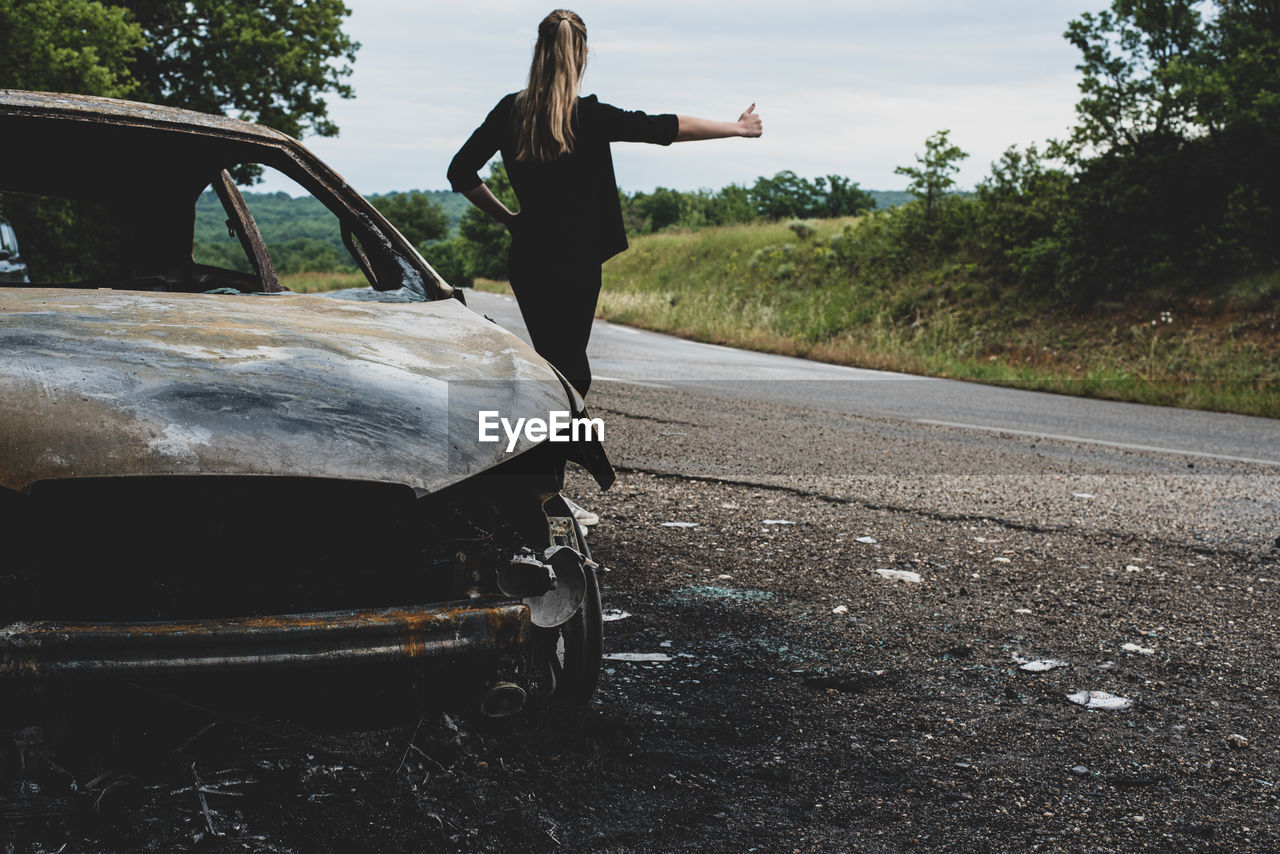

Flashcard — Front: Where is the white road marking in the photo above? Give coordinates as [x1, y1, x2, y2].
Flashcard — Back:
[593, 375, 674, 389]
[917, 419, 1280, 467]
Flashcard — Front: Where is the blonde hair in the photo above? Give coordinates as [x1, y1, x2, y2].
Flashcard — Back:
[514, 9, 588, 162]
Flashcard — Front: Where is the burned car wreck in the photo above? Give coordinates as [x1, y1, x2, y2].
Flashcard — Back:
[0, 91, 612, 715]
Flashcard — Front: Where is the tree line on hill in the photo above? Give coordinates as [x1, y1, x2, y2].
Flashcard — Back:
[181, 175, 881, 278]
[427, 169, 881, 285]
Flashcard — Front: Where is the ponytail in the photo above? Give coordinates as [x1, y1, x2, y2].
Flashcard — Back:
[514, 10, 588, 162]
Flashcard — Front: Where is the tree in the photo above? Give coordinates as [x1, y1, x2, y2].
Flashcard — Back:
[747, 171, 874, 220]
[630, 187, 685, 231]
[0, 0, 144, 97]
[1064, 1, 1205, 152]
[750, 171, 822, 219]
[894, 130, 968, 219]
[707, 184, 758, 226]
[120, 0, 359, 141]
[976, 144, 1071, 289]
[1056, 0, 1280, 296]
[370, 192, 449, 247]
[817, 175, 876, 218]
[0, 0, 359, 145]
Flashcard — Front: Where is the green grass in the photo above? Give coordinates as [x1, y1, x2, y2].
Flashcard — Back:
[279, 271, 368, 293]
[475, 219, 1279, 418]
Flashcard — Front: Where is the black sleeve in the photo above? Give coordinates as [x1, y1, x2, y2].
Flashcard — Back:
[447, 96, 510, 193]
[586, 96, 679, 145]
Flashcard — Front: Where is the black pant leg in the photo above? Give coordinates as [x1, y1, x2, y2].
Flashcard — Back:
[509, 241, 601, 397]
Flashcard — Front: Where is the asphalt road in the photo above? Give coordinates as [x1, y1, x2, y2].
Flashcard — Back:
[467, 289, 1280, 553]
[466, 290, 1280, 469]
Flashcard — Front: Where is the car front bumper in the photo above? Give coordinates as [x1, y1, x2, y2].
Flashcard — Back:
[0, 600, 530, 679]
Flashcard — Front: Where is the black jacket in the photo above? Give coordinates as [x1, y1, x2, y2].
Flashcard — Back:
[447, 93, 678, 262]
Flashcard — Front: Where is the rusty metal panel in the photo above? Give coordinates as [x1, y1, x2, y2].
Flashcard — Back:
[0, 602, 531, 678]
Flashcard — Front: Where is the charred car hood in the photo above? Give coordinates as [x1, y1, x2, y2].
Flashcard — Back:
[0, 289, 571, 495]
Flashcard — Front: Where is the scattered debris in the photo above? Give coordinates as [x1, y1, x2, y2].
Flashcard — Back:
[602, 609, 632, 622]
[603, 653, 672, 663]
[855, 536, 877, 544]
[1014, 608, 1033, 614]
[1072, 493, 1094, 499]
[719, 502, 739, 509]
[660, 521, 699, 528]
[674, 586, 775, 604]
[1227, 733, 1250, 750]
[874, 569, 921, 584]
[992, 557, 1012, 563]
[1017, 658, 1068, 672]
[831, 605, 848, 615]
[1071, 765, 1090, 776]
[190, 763, 221, 837]
[803, 669, 894, 694]
[1067, 690, 1132, 711]
[1121, 642, 1155, 655]
[1125, 565, 1142, 572]
[762, 519, 794, 525]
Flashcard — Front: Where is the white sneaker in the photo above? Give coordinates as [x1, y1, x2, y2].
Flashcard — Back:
[562, 496, 600, 527]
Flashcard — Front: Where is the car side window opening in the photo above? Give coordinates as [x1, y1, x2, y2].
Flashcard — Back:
[0, 192, 134, 285]
[195, 164, 363, 293]
[0, 161, 430, 297]
[193, 163, 428, 298]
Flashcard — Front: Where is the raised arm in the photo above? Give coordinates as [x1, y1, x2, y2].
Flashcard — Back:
[675, 104, 763, 142]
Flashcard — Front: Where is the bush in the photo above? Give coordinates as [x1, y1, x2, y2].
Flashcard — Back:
[423, 237, 472, 286]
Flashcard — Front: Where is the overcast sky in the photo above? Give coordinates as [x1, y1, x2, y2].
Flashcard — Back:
[266, 0, 1109, 196]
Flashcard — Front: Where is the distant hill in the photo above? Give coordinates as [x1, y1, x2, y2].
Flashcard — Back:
[195, 189, 470, 249]
[868, 190, 914, 209]
[365, 189, 470, 232]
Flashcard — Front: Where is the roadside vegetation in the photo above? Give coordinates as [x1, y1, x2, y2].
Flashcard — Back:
[505, 219, 1275, 417]
[278, 271, 368, 293]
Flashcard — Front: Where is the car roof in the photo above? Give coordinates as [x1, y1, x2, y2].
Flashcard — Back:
[0, 90, 314, 205]
[0, 90, 293, 144]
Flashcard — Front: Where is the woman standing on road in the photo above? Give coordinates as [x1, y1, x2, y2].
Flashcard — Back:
[447, 8, 762, 401]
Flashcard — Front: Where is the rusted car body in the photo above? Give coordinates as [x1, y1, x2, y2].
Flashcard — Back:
[0, 91, 610, 711]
